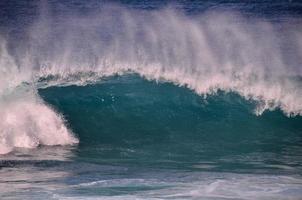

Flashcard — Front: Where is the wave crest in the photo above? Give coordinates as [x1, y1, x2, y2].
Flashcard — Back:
[12, 6, 302, 116]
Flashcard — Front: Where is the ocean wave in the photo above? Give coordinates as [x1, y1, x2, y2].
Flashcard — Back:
[1, 4, 302, 154]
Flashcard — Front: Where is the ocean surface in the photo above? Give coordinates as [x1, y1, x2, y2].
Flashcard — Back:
[1, 0, 302, 199]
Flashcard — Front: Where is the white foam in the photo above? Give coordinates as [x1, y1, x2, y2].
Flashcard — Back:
[54, 173, 302, 200]
[0, 36, 78, 154]
[0, 94, 78, 154]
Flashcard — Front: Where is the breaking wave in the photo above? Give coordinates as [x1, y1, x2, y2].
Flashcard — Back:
[0, 4, 302, 154]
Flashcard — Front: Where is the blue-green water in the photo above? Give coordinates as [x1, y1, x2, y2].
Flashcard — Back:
[1, 1, 302, 199]
[39, 75, 302, 173]
[1, 74, 301, 199]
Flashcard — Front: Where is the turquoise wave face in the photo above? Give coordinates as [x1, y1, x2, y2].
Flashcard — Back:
[38, 74, 302, 173]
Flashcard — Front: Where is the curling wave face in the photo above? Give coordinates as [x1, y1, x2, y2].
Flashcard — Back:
[0, 4, 302, 154]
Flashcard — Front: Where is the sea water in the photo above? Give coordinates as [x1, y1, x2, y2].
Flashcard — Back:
[0, 1, 302, 199]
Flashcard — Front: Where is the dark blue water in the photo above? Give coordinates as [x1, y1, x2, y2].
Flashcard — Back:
[1, 1, 302, 199]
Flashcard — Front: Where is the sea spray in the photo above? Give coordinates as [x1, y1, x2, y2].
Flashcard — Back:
[0, 38, 78, 154]
[0, 94, 78, 154]
[4, 5, 302, 116]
